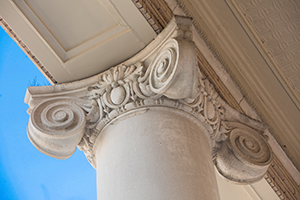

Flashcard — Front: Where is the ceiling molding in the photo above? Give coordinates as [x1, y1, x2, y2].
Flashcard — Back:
[0, 17, 57, 84]
[230, 0, 300, 109]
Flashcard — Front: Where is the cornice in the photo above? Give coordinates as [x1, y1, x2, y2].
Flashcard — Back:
[132, 0, 173, 34]
[266, 155, 300, 199]
[0, 17, 57, 84]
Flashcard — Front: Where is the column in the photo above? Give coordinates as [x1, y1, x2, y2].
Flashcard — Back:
[25, 16, 273, 200]
[95, 108, 219, 200]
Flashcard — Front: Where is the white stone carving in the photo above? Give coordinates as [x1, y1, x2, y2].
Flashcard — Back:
[148, 38, 198, 99]
[27, 97, 86, 159]
[214, 122, 272, 184]
[25, 16, 272, 184]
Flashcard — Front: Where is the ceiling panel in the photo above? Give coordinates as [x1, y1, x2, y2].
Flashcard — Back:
[13, 0, 129, 62]
[1, 0, 156, 82]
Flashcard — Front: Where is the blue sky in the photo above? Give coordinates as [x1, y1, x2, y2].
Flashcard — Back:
[0, 27, 96, 200]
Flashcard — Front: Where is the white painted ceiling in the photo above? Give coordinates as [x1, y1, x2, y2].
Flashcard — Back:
[1, 0, 156, 83]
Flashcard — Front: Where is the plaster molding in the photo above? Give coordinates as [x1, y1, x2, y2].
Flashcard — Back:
[132, 0, 172, 34]
[25, 16, 272, 185]
[231, 0, 300, 107]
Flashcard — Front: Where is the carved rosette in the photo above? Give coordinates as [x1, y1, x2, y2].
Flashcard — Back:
[25, 16, 272, 184]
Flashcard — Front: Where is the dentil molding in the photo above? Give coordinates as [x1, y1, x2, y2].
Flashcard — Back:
[25, 16, 272, 184]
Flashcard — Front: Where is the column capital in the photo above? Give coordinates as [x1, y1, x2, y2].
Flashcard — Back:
[25, 16, 272, 184]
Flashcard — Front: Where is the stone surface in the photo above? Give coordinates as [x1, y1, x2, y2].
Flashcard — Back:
[215, 122, 272, 184]
[25, 16, 273, 199]
[27, 97, 86, 159]
[95, 108, 220, 200]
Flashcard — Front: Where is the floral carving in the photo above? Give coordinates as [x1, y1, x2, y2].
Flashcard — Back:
[25, 16, 272, 184]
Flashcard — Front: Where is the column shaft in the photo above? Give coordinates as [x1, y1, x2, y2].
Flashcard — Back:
[94, 107, 220, 200]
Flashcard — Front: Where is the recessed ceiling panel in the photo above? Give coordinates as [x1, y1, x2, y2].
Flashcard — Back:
[23, 0, 120, 51]
[12, 0, 130, 62]
[1, 0, 156, 82]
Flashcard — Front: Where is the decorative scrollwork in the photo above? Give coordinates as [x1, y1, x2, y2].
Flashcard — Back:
[149, 39, 179, 95]
[25, 16, 272, 184]
[27, 97, 86, 159]
[214, 123, 272, 184]
[230, 128, 272, 165]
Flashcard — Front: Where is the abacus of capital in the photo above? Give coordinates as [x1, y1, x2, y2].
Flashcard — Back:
[25, 16, 273, 200]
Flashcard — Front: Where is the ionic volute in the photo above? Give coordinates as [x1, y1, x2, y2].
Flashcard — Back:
[25, 15, 272, 184]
